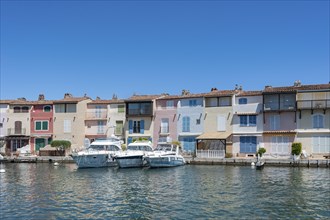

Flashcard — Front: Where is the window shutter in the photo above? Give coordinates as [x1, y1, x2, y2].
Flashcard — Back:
[129, 120, 133, 134]
[217, 116, 226, 131]
[36, 122, 41, 130]
[140, 120, 144, 134]
[127, 137, 133, 144]
[42, 121, 48, 130]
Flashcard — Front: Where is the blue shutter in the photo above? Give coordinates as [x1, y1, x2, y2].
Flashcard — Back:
[129, 120, 133, 134]
[127, 137, 133, 144]
[249, 115, 256, 126]
[140, 120, 144, 134]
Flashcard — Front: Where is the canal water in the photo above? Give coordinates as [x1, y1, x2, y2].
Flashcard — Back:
[0, 163, 329, 219]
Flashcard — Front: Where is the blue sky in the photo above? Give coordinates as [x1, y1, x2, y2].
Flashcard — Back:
[1, 0, 329, 100]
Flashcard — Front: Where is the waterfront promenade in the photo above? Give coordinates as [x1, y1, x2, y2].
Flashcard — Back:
[1, 155, 329, 168]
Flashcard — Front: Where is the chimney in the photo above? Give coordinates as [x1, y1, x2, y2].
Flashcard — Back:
[96, 96, 101, 100]
[211, 88, 218, 92]
[265, 85, 272, 89]
[64, 93, 72, 99]
[17, 97, 26, 101]
[293, 80, 301, 87]
[181, 89, 190, 96]
[38, 94, 45, 101]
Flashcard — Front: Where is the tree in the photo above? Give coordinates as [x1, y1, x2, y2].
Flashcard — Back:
[50, 140, 71, 151]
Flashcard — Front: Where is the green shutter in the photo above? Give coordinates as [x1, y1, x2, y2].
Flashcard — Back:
[118, 105, 124, 113]
[42, 121, 48, 130]
[36, 122, 41, 130]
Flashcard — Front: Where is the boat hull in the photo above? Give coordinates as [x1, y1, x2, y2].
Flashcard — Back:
[71, 154, 117, 168]
[115, 155, 145, 168]
[145, 156, 185, 168]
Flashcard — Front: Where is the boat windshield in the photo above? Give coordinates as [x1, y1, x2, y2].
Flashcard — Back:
[154, 144, 174, 152]
[127, 145, 153, 151]
[88, 144, 120, 151]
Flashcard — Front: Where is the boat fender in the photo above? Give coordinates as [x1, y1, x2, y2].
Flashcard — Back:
[251, 162, 255, 166]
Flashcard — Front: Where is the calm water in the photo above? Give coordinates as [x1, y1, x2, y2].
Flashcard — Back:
[0, 163, 329, 220]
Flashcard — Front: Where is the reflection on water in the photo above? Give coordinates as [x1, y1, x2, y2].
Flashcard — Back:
[0, 163, 329, 219]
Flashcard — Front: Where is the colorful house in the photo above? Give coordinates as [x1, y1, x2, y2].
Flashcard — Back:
[197, 89, 235, 158]
[85, 99, 109, 142]
[262, 85, 297, 156]
[5, 98, 32, 155]
[177, 90, 205, 153]
[108, 99, 126, 140]
[295, 83, 330, 157]
[53, 93, 91, 151]
[232, 91, 263, 157]
[125, 95, 161, 145]
[30, 94, 54, 153]
[0, 100, 12, 154]
[154, 95, 179, 146]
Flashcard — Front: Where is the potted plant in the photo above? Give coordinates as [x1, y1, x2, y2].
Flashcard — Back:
[291, 142, 302, 160]
[50, 140, 71, 156]
[257, 147, 266, 157]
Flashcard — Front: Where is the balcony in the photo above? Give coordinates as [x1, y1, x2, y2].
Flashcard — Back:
[297, 99, 330, 109]
[263, 102, 296, 112]
[126, 102, 153, 117]
[7, 128, 27, 135]
[85, 111, 107, 120]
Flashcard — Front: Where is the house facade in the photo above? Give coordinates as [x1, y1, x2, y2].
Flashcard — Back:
[0, 100, 12, 154]
[232, 91, 263, 157]
[262, 86, 297, 156]
[177, 91, 204, 153]
[5, 98, 32, 155]
[153, 96, 179, 146]
[30, 95, 54, 153]
[197, 89, 235, 158]
[108, 100, 126, 140]
[295, 84, 330, 157]
[125, 95, 161, 145]
[53, 94, 91, 151]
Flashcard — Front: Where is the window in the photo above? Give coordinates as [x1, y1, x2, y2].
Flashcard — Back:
[133, 121, 141, 133]
[64, 120, 71, 133]
[271, 136, 289, 154]
[14, 107, 21, 113]
[238, 98, 247, 105]
[189, 100, 197, 107]
[207, 98, 218, 107]
[13, 106, 29, 113]
[55, 104, 76, 113]
[161, 118, 169, 133]
[182, 116, 190, 132]
[22, 107, 29, 113]
[115, 121, 124, 135]
[312, 136, 330, 153]
[0, 123, 2, 128]
[166, 100, 174, 109]
[219, 97, 231, 106]
[313, 114, 324, 128]
[118, 105, 125, 113]
[35, 121, 48, 131]
[97, 121, 105, 134]
[240, 136, 257, 153]
[270, 115, 280, 130]
[240, 115, 257, 126]
[127, 103, 152, 115]
[43, 106, 52, 112]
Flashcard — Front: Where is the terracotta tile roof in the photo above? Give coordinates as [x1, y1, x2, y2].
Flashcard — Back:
[157, 93, 207, 100]
[204, 90, 236, 97]
[236, 90, 263, 97]
[0, 100, 14, 104]
[126, 95, 163, 102]
[263, 83, 330, 93]
[89, 99, 125, 105]
[53, 97, 90, 104]
[263, 130, 296, 134]
[29, 100, 54, 105]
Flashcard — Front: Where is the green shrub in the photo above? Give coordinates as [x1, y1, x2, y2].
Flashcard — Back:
[257, 147, 266, 156]
[50, 140, 71, 150]
[291, 142, 302, 155]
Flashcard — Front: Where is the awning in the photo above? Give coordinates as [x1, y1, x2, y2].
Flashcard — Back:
[263, 130, 296, 135]
[196, 131, 231, 140]
[235, 112, 258, 115]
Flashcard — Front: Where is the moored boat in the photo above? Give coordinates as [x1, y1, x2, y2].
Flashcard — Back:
[70, 137, 123, 168]
[115, 141, 153, 168]
[144, 144, 185, 168]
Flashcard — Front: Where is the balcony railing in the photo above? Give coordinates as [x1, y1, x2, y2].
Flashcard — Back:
[85, 111, 107, 120]
[297, 99, 330, 109]
[7, 128, 27, 135]
[196, 150, 225, 158]
[264, 102, 296, 111]
[127, 108, 152, 116]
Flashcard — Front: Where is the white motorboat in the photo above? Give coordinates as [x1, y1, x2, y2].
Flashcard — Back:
[144, 144, 185, 168]
[115, 141, 153, 168]
[70, 137, 123, 168]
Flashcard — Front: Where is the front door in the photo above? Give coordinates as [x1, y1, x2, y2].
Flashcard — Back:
[35, 138, 46, 151]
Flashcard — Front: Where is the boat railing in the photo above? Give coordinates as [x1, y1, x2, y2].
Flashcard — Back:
[196, 150, 225, 158]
